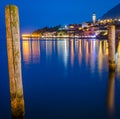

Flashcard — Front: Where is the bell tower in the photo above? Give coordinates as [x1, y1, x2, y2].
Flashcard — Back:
[92, 12, 96, 25]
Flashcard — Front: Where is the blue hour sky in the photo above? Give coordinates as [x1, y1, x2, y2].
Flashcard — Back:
[0, 0, 120, 33]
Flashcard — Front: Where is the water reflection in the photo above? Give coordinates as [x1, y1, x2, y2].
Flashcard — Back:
[70, 39, 75, 67]
[32, 40, 40, 63]
[107, 71, 115, 117]
[57, 39, 69, 68]
[85, 41, 89, 66]
[46, 40, 52, 56]
[78, 40, 82, 65]
[22, 39, 120, 75]
[22, 40, 32, 64]
[12, 117, 25, 119]
[116, 41, 120, 77]
[62, 40, 69, 68]
[104, 41, 109, 55]
[98, 41, 103, 73]
[20, 38, 120, 119]
[22, 40, 40, 64]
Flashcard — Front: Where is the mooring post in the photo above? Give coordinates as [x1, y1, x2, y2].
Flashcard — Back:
[5, 5, 25, 117]
[108, 25, 116, 71]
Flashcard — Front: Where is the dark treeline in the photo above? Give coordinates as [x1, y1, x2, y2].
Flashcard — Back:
[32, 25, 61, 34]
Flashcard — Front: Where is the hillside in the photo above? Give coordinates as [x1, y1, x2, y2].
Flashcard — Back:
[101, 3, 120, 19]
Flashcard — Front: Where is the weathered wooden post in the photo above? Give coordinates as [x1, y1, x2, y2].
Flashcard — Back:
[108, 25, 116, 71]
[107, 71, 115, 116]
[5, 5, 25, 117]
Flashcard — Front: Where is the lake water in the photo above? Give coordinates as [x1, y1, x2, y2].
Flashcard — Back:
[0, 38, 120, 119]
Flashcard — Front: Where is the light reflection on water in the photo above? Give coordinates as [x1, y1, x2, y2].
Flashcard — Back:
[21, 39, 120, 75]
[1, 38, 120, 119]
[22, 40, 40, 64]
[116, 41, 120, 77]
[107, 71, 115, 117]
[22, 39, 110, 72]
[19, 39, 120, 118]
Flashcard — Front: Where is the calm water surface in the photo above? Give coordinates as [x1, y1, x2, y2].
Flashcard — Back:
[0, 38, 120, 119]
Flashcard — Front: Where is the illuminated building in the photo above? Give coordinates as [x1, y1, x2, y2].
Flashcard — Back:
[92, 12, 96, 25]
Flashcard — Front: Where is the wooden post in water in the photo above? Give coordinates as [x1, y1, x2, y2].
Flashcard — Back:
[5, 5, 25, 117]
[108, 25, 116, 71]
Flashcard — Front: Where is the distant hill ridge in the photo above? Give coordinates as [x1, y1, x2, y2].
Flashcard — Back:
[101, 3, 120, 19]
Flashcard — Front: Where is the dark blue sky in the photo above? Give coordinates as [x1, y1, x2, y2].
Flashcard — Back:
[0, 0, 120, 33]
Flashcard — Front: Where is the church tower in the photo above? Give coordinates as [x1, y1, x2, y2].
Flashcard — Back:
[92, 12, 96, 24]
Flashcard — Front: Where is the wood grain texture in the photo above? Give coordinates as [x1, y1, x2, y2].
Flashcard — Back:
[5, 5, 25, 117]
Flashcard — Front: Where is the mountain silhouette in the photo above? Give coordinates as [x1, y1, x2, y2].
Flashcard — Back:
[101, 3, 120, 19]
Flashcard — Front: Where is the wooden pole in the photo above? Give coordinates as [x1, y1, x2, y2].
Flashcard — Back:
[108, 25, 116, 71]
[5, 5, 25, 117]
